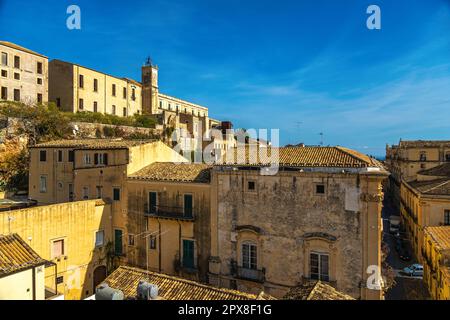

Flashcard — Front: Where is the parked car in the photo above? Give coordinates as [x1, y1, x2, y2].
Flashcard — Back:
[398, 247, 411, 261]
[403, 264, 423, 277]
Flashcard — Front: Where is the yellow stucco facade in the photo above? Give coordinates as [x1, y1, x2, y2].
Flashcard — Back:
[0, 200, 112, 300]
[49, 59, 142, 116]
[422, 227, 450, 300]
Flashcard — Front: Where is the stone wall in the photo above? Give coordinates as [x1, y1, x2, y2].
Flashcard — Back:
[70, 121, 163, 139]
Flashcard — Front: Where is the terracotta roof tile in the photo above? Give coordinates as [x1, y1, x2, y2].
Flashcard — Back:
[218, 146, 382, 168]
[407, 178, 450, 196]
[283, 280, 354, 300]
[31, 139, 156, 149]
[0, 233, 47, 277]
[103, 265, 263, 300]
[418, 163, 450, 178]
[129, 162, 212, 183]
[424, 226, 450, 251]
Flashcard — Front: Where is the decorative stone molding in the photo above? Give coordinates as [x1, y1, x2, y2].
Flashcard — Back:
[302, 232, 337, 242]
[360, 192, 384, 203]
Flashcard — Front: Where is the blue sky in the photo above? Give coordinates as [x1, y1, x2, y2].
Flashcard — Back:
[1, 0, 449, 157]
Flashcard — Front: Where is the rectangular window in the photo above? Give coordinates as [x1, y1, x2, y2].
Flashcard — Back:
[56, 97, 61, 107]
[1, 87, 7, 100]
[445, 210, 450, 226]
[242, 242, 257, 270]
[79, 74, 84, 88]
[93, 101, 98, 113]
[1, 70, 6, 77]
[96, 186, 103, 199]
[37, 93, 42, 103]
[39, 176, 47, 193]
[113, 188, 121, 201]
[310, 252, 329, 282]
[82, 186, 89, 200]
[128, 234, 135, 246]
[95, 230, 104, 247]
[148, 192, 157, 214]
[131, 89, 136, 101]
[149, 235, 156, 249]
[316, 184, 325, 194]
[13, 89, 20, 101]
[123, 107, 127, 117]
[52, 239, 64, 258]
[123, 87, 127, 99]
[68, 184, 74, 201]
[56, 276, 64, 284]
[247, 181, 256, 191]
[79, 98, 84, 110]
[57, 150, 63, 162]
[14, 55, 20, 68]
[1, 52, 7, 66]
[68, 150, 74, 162]
[83, 153, 91, 164]
[93, 79, 98, 92]
[182, 240, 195, 268]
[112, 84, 116, 96]
[37, 62, 43, 74]
[94, 153, 108, 165]
[446, 153, 450, 162]
[114, 229, 123, 255]
[14, 72, 20, 80]
[39, 150, 47, 162]
[112, 105, 116, 115]
[184, 194, 193, 217]
[420, 152, 427, 161]
[159, 101, 163, 109]
[37, 78, 43, 85]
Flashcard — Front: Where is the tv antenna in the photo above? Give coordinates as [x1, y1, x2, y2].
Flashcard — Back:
[319, 132, 324, 146]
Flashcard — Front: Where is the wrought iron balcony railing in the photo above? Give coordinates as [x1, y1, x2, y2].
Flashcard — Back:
[236, 266, 265, 283]
[144, 204, 195, 221]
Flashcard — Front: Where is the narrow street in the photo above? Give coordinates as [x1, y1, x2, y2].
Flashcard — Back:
[382, 194, 431, 300]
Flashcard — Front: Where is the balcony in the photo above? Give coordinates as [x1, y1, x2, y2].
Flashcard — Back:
[236, 266, 265, 283]
[144, 204, 195, 221]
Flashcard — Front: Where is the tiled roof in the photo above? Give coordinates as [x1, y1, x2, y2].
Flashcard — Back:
[0, 41, 47, 58]
[399, 140, 450, 148]
[218, 146, 382, 168]
[418, 163, 450, 177]
[407, 178, 450, 196]
[283, 280, 354, 300]
[31, 139, 155, 149]
[128, 162, 212, 183]
[0, 233, 47, 277]
[424, 226, 450, 251]
[102, 265, 263, 300]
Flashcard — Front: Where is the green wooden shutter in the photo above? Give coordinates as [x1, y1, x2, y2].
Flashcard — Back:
[184, 194, 193, 217]
[114, 229, 123, 255]
[182, 240, 194, 268]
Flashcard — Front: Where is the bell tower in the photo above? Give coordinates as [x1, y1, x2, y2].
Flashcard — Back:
[142, 57, 159, 115]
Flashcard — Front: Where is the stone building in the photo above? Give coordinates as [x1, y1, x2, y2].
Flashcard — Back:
[400, 163, 450, 262]
[0, 41, 48, 104]
[208, 146, 388, 299]
[0, 200, 112, 300]
[28, 139, 187, 266]
[386, 140, 450, 209]
[48, 59, 142, 116]
[126, 162, 212, 283]
[422, 226, 450, 300]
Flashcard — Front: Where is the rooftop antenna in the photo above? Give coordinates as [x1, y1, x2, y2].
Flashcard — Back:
[319, 132, 324, 146]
